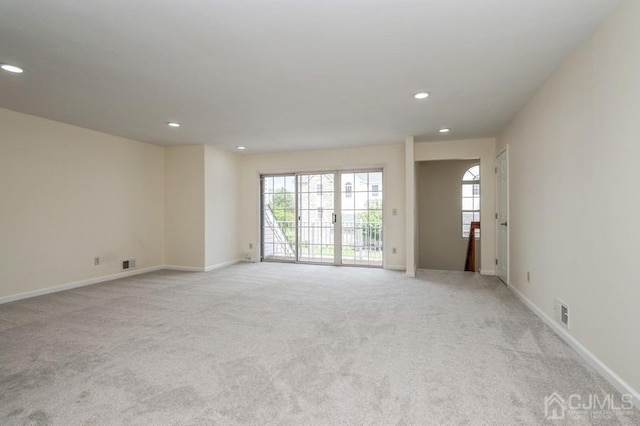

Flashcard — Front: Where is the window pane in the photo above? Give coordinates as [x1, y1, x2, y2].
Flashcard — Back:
[342, 227, 355, 245]
[355, 192, 368, 209]
[264, 176, 274, 194]
[298, 244, 309, 259]
[299, 209, 309, 225]
[462, 212, 475, 226]
[299, 192, 309, 209]
[342, 191, 354, 209]
[284, 175, 295, 192]
[462, 198, 474, 210]
[342, 212, 355, 227]
[273, 176, 286, 192]
[353, 210, 367, 225]
[342, 246, 356, 262]
[369, 172, 382, 187]
[263, 193, 272, 207]
[321, 192, 333, 209]
[354, 173, 367, 190]
[463, 165, 480, 181]
[345, 182, 352, 194]
[461, 165, 480, 237]
[322, 174, 333, 191]
[341, 172, 354, 185]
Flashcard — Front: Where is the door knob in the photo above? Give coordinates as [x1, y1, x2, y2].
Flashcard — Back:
[501, 221, 508, 226]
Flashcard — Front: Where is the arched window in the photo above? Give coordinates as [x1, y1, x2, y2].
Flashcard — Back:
[345, 182, 352, 198]
[462, 165, 480, 238]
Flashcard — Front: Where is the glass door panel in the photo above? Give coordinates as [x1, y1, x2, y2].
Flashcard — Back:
[340, 171, 383, 266]
[261, 175, 296, 261]
[297, 173, 335, 264]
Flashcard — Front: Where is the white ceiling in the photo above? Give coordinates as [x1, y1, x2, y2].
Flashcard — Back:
[0, 0, 620, 152]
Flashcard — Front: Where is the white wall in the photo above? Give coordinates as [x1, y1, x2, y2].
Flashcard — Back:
[498, 0, 640, 395]
[414, 138, 496, 274]
[0, 108, 164, 299]
[404, 138, 416, 276]
[0, 111, 243, 298]
[164, 145, 205, 269]
[204, 145, 241, 268]
[240, 144, 406, 270]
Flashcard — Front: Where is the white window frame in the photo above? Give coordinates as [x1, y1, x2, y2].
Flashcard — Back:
[462, 165, 480, 238]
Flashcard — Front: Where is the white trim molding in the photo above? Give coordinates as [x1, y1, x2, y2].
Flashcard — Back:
[0, 265, 164, 305]
[384, 265, 406, 271]
[508, 283, 640, 410]
[163, 265, 204, 272]
[1, 259, 243, 305]
[164, 259, 242, 273]
[480, 269, 496, 276]
[204, 259, 242, 272]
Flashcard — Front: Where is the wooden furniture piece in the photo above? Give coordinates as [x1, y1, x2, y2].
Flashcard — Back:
[464, 221, 480, 272]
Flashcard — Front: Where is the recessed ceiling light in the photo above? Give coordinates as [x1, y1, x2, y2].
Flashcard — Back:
[236, 146, 246, 150]
[167, 122, 180, 128]
[414, 92, 429, 100]
[439, 128, 451, 133]
[1, 64, 24, 74]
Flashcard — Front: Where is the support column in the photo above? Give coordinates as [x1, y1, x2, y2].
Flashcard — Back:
[405, 137, 416, 277]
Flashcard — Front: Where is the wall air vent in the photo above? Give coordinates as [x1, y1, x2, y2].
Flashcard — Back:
[555, 299, 569, 329]
[122, 259, 136, 270]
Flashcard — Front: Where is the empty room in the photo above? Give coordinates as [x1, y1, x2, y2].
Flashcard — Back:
[1, 0, 639, 424]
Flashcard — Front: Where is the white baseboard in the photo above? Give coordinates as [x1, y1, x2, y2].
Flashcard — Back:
[204, 259, 241, 272]
[508, 283, 640, 410]
[480, 269, 496, 276]
[163, 265, 205, 272]
[0, 260, 245, 305]
[384, 265, 406, 271]
[0, 265, 165, 305]
[164, 259, 242, 273]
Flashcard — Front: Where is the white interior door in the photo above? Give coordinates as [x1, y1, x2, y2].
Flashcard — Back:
[496, 149, 509, 284]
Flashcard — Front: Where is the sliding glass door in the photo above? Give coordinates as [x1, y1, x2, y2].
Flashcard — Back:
[297, 174, 335, 264]
[261, 170, 382, 267]
[340, 171, 383, 266]
[261, 175, 296, 262]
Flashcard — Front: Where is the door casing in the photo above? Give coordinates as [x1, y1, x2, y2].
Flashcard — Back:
[496, 147, 509, 284]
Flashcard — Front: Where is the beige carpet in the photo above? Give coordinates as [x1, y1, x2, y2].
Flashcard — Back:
[0, 263, 638, 425]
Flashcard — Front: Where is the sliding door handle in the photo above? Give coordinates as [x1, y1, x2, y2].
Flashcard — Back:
[332, 213, 337, 224]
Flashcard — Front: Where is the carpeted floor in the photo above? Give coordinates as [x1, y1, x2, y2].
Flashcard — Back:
[0, 263, 638, 425]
